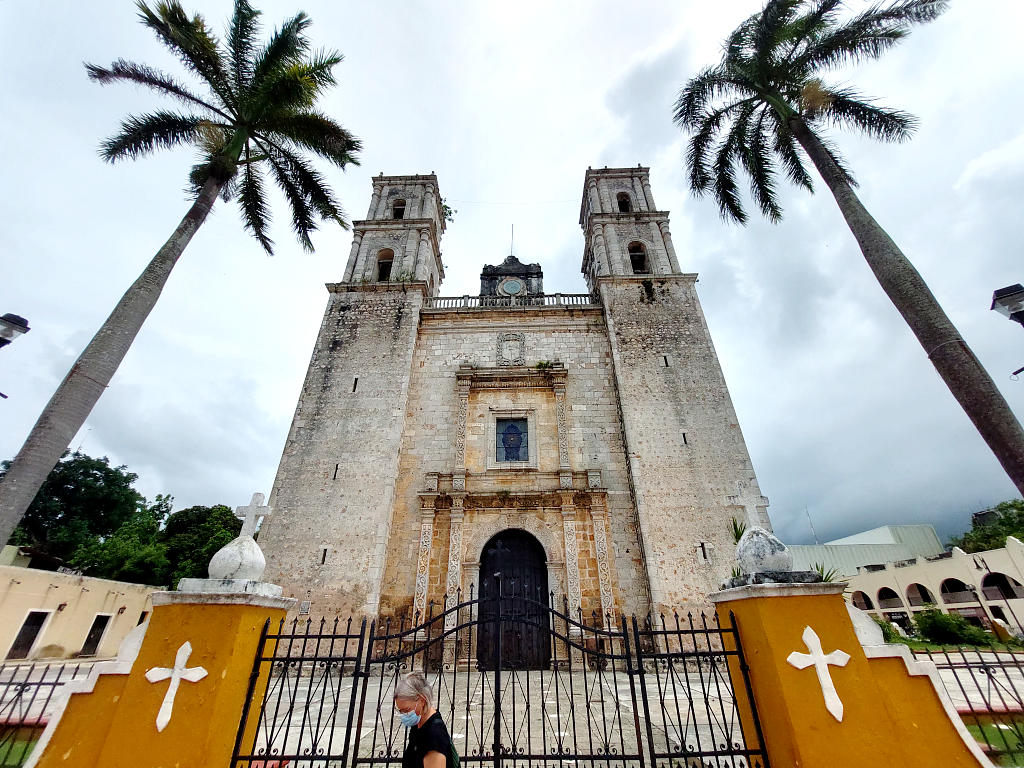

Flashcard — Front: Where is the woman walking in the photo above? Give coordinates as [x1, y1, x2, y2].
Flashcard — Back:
[394, 672, 458, 768]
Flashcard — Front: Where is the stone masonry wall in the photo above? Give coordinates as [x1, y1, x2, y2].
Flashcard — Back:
[261, 284, 423, 617]
[378, 307, 652, 618]
[600, 275, 770, 615]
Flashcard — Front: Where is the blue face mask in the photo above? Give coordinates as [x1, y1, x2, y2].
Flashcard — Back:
[398, 708, 421, 729]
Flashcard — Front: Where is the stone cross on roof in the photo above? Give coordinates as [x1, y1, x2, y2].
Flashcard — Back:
[235, 492, 271, 538]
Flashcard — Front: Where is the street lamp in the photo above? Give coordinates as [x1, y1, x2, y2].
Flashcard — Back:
[0, 313, 30, 348]
[0, 312, 30, 400]
[992, 285, 1024, 378]
[992, 284, 1024, 326]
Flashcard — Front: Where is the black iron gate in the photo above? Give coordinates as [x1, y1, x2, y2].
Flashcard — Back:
[231, 586, 770, 768]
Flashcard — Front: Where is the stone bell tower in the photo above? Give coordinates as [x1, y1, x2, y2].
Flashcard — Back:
[260, 173, 445, 617]
[580, 166, 771, 612]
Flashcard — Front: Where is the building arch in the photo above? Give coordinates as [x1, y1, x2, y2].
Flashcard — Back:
[616, 192, 632, 213]
[627, 241, 648, 274]
[877, 586, 903, 609]
[376, 248, 394, 281]
[982, 571, 1023, 600]
[461, 516, 564, 600]
[392, 198, 406, 219]
[906, 582, 935, 606]
[851, 591, 874, 610]
[940, 577, 971, 603]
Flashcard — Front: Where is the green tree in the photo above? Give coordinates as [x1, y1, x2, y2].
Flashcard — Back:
[674, 0, 1024, 496]
[159, 504, 242, 587]
[71, 507, 170, 585]
[1, 451, 144, 561]
[949, 500, 1024, 553]
[0, 0, 360, 547]
[913, 608, 990, 646]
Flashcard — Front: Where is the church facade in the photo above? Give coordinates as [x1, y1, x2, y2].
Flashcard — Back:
[260, 166, 771, 622]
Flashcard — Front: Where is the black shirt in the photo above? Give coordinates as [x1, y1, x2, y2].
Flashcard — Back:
[402, 712, 455, 768]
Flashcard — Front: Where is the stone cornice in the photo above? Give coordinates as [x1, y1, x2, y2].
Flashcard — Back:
[596, 273, 698, 285]
[456, 363, 567, 391]
[326, 281, 428, 295]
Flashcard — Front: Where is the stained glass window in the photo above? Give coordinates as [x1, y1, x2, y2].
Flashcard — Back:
[496, 418, 528, 462]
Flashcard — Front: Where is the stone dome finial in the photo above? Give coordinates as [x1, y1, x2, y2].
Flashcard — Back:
[736, 526, 794, 575]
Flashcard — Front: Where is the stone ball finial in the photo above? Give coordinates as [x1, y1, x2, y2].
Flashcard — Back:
[736, 526, 793, 575]
[207, 535, 266, 581]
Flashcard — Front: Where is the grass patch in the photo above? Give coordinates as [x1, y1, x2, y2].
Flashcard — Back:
[965, 715, 1024, 766]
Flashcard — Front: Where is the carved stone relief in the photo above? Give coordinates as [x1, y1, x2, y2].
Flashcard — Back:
[562, 517, 582, 616]
[413, 513, 434, 621]
[496, 332, 525, 366]
[592, 512, 614, 625]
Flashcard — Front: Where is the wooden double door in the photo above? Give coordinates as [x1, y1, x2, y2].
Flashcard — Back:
[477, 530, 551, 670]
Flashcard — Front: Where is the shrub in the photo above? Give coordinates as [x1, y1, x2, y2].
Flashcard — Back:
[913, 608, 990, 646]
[871, 616, 903, 643]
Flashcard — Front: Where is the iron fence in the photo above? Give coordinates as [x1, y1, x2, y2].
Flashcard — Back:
[232, 587, 768, 768]
[0, 661, 89, 768]
[916, 645, 1024, 766]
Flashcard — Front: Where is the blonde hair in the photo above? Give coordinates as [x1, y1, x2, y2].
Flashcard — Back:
[394, 671, 433, 706]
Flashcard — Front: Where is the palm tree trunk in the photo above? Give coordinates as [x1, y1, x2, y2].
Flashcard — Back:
[789, 115, 1024, 496]
[0, 177, 223, 547]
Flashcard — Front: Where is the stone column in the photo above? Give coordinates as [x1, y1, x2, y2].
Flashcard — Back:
[453, 377, 470, 491]
[641, 177, 656, 210]
[648, 221, 671, 275]
[368, 185, 381, 218]
[554, 383, 572, 489]
[587, 179, 601, 214]
[604, 223, 624, 274]
[591, 499, 615, 627]
[561, 493, 582, 620]
[415, 227, 431, 281]
[412, 501, 435, 624]
[592, 223, 610, 275]
[424, 183, 437, 222]
[343, 231, 364, 282]
[658, 220, 681, 273]
[445, 498, 465, 624]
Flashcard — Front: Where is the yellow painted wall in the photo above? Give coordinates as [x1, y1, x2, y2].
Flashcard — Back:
[0, 565, 155, 660]
[34, 599, 286, 768]
[716, 588, 986, 767]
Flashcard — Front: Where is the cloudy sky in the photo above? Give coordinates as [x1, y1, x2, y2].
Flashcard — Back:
[2, 1, 1023, 547]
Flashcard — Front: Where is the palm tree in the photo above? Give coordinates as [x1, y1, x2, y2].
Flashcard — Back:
[0, 0, 360, 547]
[675, 0, 1024, 495]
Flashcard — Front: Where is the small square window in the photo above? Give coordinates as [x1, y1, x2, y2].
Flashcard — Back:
[496, 418, 529, 462]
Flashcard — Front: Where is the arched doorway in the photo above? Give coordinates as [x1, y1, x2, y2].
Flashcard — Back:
[477, 529, 550, 670]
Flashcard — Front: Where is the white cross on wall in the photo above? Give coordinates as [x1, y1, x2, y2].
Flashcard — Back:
[786, 625, 850, 722]
[235, 492, 271, 538]
[144, 641, 208, 732]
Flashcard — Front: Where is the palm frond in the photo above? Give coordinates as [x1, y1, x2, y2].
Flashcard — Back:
[260, 110, 361, 168]
[99, 111, 203, 162]
[261, 138, 348, 227]
[796, 0, 949, 72]
[255, 140, 319, 252]
[768, 111, 815, 192]
[227, 0, 260, 92]
[777, 0, 844, 67]
[816, 86, 917, 142]
[238, 144, 274, 253]
[85, 59, 229, 120]
[673, 65, 752, 128]
[135, 1, 235, 109]
[250, 12, 312, 89]
[753, 0, 802, 63]
[684, 97, 756, 193]
[248, 53, 344, 117]
[741, 107, 784, 222]
[712, 101, 758, 223]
